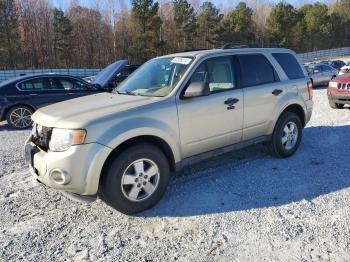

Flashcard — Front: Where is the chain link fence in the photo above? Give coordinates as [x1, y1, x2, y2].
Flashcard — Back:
[297, 47, 350, 62]
[0, 68, 101, 83]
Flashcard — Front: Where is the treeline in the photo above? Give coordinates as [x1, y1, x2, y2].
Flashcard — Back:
[1, 0, 350, 69]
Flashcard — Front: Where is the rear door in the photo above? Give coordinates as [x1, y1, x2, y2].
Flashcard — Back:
[17, 77, 65, 108]
[238, 53, 282, 140]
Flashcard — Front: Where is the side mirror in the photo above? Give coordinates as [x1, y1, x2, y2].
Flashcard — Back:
[183, 82, 210, 98]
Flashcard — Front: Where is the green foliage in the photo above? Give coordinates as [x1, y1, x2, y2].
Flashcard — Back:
[216, 2, 255, 45]
[131, 0, 162, 61]
[53, 8, 73, 66]
[173, 0, 197, 50]
[197, 1, 223, 47]
[267, 2, 299, 47]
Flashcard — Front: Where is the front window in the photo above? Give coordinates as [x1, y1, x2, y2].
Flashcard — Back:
[115, 57, 193, 97]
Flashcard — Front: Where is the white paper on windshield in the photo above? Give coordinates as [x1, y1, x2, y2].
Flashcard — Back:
[171, 57, 192, 65]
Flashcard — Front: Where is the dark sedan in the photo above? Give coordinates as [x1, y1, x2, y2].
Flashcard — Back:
[0, 60, 134, 129]
[0, 74, 103, 129]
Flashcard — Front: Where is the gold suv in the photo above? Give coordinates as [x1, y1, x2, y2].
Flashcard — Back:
[25, 47, 313, 214]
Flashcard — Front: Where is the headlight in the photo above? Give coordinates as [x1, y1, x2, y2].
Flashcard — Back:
[49, 128, 86, 152]
[329, 81, 338, 88]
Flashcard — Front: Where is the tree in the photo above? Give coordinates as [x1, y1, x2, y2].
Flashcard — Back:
[0, 0, 19, 69]
[216, 2, 255, 45]
[53, 8, 73, 67]
[267, 2, 299, 48]
[173, 0, 197, 50]
[131, 0, 163, 62]
[197, 1, 223, 48]
[299, 3, 332, 51]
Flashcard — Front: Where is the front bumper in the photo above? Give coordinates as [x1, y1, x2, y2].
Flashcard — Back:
[25, 139, 112, 196]
[328, 87, 350, 104]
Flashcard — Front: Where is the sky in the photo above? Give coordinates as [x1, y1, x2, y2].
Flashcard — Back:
[50, 0, 334, 11]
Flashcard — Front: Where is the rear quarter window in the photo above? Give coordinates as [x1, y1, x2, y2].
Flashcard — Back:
[272, 53, 305, 80]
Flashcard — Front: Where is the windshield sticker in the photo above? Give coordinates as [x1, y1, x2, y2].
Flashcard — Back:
[171, 57, 192, 65]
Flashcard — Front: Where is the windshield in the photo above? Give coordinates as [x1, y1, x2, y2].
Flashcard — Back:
[115, 57, 193, 97]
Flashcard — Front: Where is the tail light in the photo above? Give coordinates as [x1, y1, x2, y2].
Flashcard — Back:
[307, 80, 313, 100]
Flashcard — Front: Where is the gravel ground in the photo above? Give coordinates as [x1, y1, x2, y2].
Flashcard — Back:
[1, 88, 350, 261]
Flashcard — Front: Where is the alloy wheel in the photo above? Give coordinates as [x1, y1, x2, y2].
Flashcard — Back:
[9, 107, 33, 129]
[121, 158, 160, 202]
[281, 121, 298, 150]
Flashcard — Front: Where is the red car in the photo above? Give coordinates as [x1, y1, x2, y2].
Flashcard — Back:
[328, 74, 350, 109]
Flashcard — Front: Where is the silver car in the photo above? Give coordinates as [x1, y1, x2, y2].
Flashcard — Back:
[306, 63, 338, 86]
[25, 47, 313, 214]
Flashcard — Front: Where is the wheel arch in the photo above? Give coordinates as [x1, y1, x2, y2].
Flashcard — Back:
[4, 103, 36, 119]
[277, 103, 306, 128]
[99, 135, 176, 188]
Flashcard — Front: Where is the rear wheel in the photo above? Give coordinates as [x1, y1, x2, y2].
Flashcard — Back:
[267, 112, 302, 158]
[101, 143, 170, 214]
[6, 105, 34, 129]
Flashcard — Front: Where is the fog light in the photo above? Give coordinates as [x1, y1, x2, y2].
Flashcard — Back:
[50, 169, 71, 185]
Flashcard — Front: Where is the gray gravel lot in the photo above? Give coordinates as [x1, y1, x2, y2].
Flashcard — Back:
[1, 88, 350, 261]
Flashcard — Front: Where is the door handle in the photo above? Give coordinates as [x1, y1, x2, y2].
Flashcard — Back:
[272, 89, 283, 96]
[224, 98, 239, 105]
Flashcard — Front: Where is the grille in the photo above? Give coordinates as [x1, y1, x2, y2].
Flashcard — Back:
[32, 125, 52, 151]
[338, 83, 350, 90]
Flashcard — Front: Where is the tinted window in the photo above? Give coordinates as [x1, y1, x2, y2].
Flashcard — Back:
[18, 78, 48, 91]
[190, 57, 235, 93]
[314, 65, 322, 72]
[238, 54, 276, 87]
[322, 65, 333, 71]
[272, 53, 305, 80]
[57, 78, 89, 90]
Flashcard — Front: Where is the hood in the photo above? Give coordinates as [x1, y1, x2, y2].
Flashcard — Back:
[32, 92, 159, 128]
[93, 60, 128, 88]
[332, 73, 350, 83]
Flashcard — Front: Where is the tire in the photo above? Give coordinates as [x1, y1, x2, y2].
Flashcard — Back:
[329, 100, 344, 109]
[267, 112, 302, 158]
[101, 143, 170, 214]
[6, 105, 34, 129]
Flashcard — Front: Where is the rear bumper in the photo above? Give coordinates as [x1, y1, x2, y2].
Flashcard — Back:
[305, 99, 313, 125]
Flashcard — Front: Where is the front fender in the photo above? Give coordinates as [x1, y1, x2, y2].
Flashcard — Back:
[94, 117, 182, 163]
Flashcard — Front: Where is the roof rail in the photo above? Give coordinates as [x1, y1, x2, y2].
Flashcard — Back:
[183, 48, 208, 52]
[221, 43, 260, 49]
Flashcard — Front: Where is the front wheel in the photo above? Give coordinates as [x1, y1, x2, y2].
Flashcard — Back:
[6, 105, 34, 129]
[101, 143, 170, 214]
[267, 112, 302, 158]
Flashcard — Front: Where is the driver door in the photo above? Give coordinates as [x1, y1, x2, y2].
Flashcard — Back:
[176, 56, 243, 158]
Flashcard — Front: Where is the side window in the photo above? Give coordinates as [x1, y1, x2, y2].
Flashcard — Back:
[57, 78, 89, 90]
[272, 53, 305, 80]
[238, 54, 277, 87]
[322, 65, 331, 72]
[314, 65, 322, 72]
[190, 57, 235, 93]
[18, 78, 47, 91]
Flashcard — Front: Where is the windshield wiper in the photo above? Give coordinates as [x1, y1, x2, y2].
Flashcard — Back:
[115, 90, 138, 96]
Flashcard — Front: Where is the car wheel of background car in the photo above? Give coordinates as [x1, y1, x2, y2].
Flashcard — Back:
[6, 105, 34, 129]
[267, 112, 302, 158]
[329, 100, 344, 109]
[100, 143, 170, 214]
